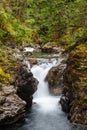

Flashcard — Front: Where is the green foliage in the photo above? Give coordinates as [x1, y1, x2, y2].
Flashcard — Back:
[0, 49, 6, 57]
[0, 0, 87, 44]
[25, 0, 87, 42]
[0, 1, 33, 44]
[61, 27, 87, 46]
[0, 67, 10, 82]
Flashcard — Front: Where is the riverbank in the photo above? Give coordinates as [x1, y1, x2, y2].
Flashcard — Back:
[60, 43, 87, 125]
[0, 45, 38, 126]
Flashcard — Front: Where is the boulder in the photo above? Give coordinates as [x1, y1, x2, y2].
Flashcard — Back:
[46, 62, 66, 95]
[28, 58, 37, 66]
[15, 65, 38, 107]
[0, 86, 26, 126]
[41, 42, 58, 53]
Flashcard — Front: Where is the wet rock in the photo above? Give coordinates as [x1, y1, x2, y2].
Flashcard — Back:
[83, 127, 87, 130]
[41, 42, 58, 53]
[0, 96, 6, 105]
[0, 86, 26, 126]
[28, 58, 37, 66]
[21, 42, 40, 50]
[60, 47, 87, 125]
[15, 66, 38, 107]
[60, 96, 70, 113]
[46, 62, 66, 95]
[29, 42, 40, 49]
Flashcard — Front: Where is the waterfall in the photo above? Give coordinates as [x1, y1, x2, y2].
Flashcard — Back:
[31, 58, 62, 112]
[4, 56, 82, 130]
[24, 47, 35, 52]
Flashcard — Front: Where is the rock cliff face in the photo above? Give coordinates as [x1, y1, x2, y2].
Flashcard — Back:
[46, 62, 66, 95]
[0, 64, 38, 126]
[15, 65, 38, 107]
[41, 42, 64, 55]
[60, 45, 87, 125]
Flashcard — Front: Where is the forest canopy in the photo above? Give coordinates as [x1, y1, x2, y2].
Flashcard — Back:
[0, 0, 87, 45]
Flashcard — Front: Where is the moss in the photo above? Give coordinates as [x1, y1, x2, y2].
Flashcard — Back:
[63, 42, 87, 124]
[42, 42, 57, 48]
[0, 67, 10, 83]
[0, 45, 19, 86]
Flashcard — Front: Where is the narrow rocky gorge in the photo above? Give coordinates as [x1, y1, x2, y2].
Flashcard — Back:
[0, 43, 87, 130]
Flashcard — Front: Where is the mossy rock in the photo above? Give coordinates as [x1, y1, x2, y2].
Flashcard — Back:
[62, 43, 87, 125]
[41, 42, 58, 53]
[0, 67, 10, 83]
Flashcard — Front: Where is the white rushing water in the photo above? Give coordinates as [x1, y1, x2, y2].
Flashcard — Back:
[31, 58, 62, 113]
[24, 47, 35, 52]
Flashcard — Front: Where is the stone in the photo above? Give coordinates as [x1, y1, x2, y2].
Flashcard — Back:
[0, 96, 6, 105]
[15, 65, 38, 107]
[41, 42, 57, 53]
[46, 62, 66, 95]
[60, 95, 70, 113]
[28, 58, 37, 66]
[60, 48, 87, 125]
[0, 86, 26, 126]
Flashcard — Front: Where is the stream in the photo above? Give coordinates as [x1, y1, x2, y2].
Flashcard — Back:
[1, 56, 82, 130]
